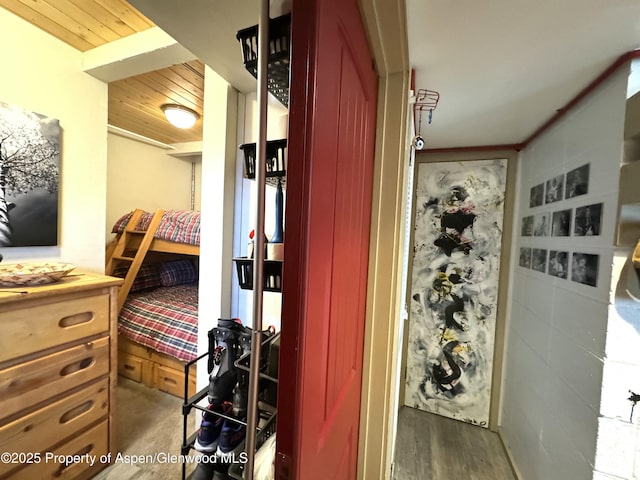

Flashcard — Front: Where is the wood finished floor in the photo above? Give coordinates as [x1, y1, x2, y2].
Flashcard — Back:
[393, 406, 516, 480]
[94, 380, 515, 480]
[92, 377, 197, 480]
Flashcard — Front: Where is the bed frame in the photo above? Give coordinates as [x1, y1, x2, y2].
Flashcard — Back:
[107, 209, 200, 310]
[107, 208, 200, 398]
[118, 334, 197, 398]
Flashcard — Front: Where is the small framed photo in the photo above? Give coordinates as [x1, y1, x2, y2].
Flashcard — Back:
[571, 253, 599, 287]
[565, 164, 589, 199]
[519, 247, 532, 268]
[521, 216, 534, 236]
[533, 213, 550, 237]
[531, 248, 548, 273]
[545, 175, 565, 204]
[574, 203, 603, 236]
[530, 183, 544, 208]
[548, 250, 568, 279]
[551, 209, 572, 236]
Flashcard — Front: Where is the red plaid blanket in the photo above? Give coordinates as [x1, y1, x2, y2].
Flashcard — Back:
[112, 210, 201, 246]
[118, 284, 198, 362]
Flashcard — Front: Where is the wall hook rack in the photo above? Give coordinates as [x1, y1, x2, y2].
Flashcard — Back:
[412, 89, 440, 150]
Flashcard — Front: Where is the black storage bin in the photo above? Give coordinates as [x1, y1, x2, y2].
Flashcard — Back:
[236, 13, 291, 107]
[233, 258, 283, 292]
[239, 138, 287, 180]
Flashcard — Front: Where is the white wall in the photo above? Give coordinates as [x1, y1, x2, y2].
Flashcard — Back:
[501, 67, 628, 479]
[0, 9, 108, 272]
[231, 92, 288, 331]
[196, 67, 238, 387]
[106, 132, 200, 243]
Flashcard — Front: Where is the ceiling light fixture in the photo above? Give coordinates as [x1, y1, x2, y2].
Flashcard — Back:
[161, 104, 199, 129]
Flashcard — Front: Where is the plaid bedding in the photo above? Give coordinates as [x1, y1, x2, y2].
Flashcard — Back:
[112, 210, 201, 246]
[118, 283, 198, 362]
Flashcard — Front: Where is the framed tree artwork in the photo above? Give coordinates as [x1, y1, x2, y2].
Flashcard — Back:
[0, 100, 60, 247]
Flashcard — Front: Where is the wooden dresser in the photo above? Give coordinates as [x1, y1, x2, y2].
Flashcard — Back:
[0, 273, 121, 480]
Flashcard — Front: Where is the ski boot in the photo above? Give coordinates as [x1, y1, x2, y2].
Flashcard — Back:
[207, 319, 250, 405]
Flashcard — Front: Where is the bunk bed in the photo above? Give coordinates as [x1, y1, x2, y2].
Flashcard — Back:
[106, 209, 200, 397]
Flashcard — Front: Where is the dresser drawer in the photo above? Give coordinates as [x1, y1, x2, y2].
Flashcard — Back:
[153, 364, 197, 398]
[0, 338, 109, 421]
[0, 293, 110, 364]
[153, 364, 184, 397]
[118, 352, 144, 383]
[0, 379, 109, 477]
[7, 420, 109, 480]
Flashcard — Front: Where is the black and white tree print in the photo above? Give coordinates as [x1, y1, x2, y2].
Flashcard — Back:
[0, 101, 60, 247]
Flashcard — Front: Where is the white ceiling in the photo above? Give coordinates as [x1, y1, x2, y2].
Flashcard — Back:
[407, 0, 640, 149]
[129, 0, 288, 94]
[130, 0, 640, 150]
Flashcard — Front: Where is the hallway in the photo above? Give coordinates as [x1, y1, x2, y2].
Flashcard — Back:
[393, 406, 516, 480]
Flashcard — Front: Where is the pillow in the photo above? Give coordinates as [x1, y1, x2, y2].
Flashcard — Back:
[112, 263, 162, 292]
[159, 260, 198, 286]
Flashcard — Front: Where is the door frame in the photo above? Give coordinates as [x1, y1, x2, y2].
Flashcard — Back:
[357, 3, 518, 476]
[357, 2, 411, 479]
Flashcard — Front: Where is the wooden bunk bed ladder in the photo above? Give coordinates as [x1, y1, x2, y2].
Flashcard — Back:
[106, 209, 165, 310]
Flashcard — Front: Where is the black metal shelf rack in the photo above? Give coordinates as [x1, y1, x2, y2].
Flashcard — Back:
[180, 332, 280, 480]
[236, 14, 291, 108]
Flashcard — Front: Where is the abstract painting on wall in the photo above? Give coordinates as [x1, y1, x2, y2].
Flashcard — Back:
[406, 159, 507, 427]
[0, 100, 60, 247]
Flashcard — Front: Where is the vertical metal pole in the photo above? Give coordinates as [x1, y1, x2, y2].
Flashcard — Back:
[190, 161, 196, 211]
[246, 1, 269, 478]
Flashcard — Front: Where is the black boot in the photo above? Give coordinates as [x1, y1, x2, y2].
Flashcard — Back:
[208, 319, 250, 405]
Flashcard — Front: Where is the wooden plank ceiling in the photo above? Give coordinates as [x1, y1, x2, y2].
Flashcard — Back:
[109, 60, 204, 144]
[0, 0, 204, 144]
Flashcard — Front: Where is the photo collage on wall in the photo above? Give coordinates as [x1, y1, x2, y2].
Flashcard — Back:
[519, 163, 600, 287]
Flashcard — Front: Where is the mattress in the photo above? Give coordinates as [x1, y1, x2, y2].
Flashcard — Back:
[112, 210, 201, 246]
[118, 283, 198, 362]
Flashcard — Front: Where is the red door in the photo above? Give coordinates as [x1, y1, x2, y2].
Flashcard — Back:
[276, 0, 378, 478]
